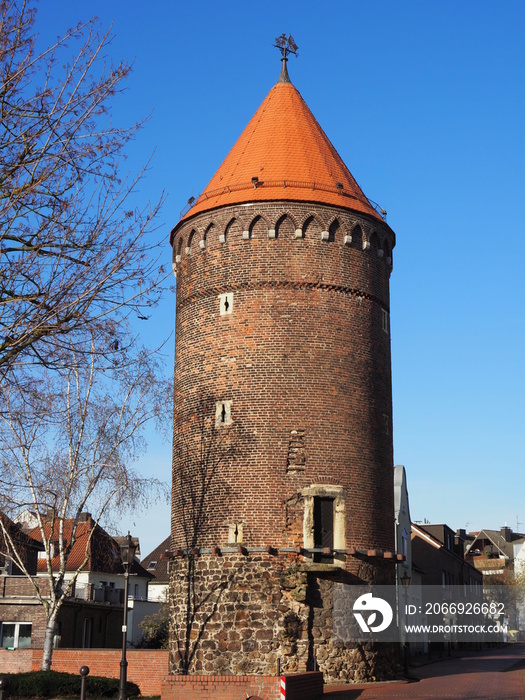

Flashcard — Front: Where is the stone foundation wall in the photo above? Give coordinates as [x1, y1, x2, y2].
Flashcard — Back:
[169, 552, 396, 684]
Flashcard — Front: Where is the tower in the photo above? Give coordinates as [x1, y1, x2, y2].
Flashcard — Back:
[169, 52, 397, 684]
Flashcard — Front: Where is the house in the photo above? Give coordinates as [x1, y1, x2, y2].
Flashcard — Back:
[1, 512, 155, 648]
[412, 523, 482, 591]
[394, 466, 425, 654]
[410, 523, 485, 648]
[464, 526, 525, 639]
[0, 513, 44, 650]
[141, 536, 171, 602]
[1, 512, 43, 576]
[464, 527, 525, 581]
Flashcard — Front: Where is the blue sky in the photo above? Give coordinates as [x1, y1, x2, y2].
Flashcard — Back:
[33, 1, 525, 555]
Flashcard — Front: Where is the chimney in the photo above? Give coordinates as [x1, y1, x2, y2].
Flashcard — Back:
[78, 512, 91, 523]
[500, 526, 512, 542]
[45, 508, 56, 523]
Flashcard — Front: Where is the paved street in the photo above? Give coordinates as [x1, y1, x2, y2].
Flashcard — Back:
[323, 644, 525, 699]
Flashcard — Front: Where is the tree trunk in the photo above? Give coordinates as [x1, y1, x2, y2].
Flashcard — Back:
[41, 612, 58, 671]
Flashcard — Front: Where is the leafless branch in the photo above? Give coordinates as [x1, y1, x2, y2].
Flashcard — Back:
[0, 0, 167, 380]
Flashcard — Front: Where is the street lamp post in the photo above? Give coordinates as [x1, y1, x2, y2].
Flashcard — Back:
[118, 532, 137, 700]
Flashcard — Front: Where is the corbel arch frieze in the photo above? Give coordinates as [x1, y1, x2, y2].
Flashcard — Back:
[248, 213, 271, 238]
[300, 213, 324, 239]
[186, 229, 197, 255]
[273, 212, 297, 239]
[369, 230, 381, 255]
[327, 217, 342, 242]
[271, 210, 297, 230]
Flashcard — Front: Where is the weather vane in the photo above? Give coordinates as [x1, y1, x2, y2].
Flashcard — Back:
[273, 34, 299, 59]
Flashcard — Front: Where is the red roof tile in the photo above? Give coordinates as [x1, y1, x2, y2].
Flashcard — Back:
[29, 518, 109, 572]
[28, 517, 151, 576]
[182, 62, 382, 223]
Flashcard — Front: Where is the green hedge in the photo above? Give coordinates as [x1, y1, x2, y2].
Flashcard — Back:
[0, 670, 140, 698]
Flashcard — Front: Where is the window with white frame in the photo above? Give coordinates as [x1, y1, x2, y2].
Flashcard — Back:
[1, 622, 32, 649]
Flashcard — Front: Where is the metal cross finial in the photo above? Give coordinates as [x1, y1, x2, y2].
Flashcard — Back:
[274, 34, 299, 59]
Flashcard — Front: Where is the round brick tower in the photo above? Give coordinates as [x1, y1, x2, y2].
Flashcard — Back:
[168, 57, 397, 684]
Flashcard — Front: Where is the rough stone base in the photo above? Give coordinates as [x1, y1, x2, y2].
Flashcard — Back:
[169, 552, 396, 683]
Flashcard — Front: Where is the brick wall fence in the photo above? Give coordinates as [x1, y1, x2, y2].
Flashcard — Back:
[0, 651, 323, 700]
[0, 649, 169, 697]
[0, 648, 33, 674]
[161, 671, 323, 700]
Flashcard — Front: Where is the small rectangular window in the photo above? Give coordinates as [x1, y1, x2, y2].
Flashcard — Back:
[228, 522, 243, 543]
[313, 497, 334, 563]
[401, 532, 408, 558]
[381, 309, 389, 334]
[218, 292, 233, 315]
[82, 618, 93, 648]
[215, 400, 232, 427]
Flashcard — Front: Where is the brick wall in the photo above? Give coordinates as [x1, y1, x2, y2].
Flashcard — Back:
[0, 648, 32, 673]
[0, 597, 122, 649]
[172, 201, 395, 557]
[0, 649, 168, 696]
[0, 599, 48, 648]
[0, 577, 50, 597]
[161, 672, 323, 700]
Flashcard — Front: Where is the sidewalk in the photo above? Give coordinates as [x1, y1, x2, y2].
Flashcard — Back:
[323, 643, 525, 699]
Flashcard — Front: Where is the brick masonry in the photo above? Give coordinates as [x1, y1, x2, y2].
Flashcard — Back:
[0, 649, 168, 696]
[161, 673, 280, 700]
[169, 200, 397, 681]
[172, 202, 395, 553]
[0, 576, 123, 649]
[161, 671, 323, 700]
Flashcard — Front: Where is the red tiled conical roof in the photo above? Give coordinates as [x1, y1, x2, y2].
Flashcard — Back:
[181, 60, 383, 223]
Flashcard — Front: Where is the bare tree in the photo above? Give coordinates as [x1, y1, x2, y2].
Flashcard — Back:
[0, 337, 171, 670]
[0, 0, 165, 379]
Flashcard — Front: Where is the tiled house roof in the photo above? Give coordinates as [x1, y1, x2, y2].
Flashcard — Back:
[28, 516, 150, 578]
[181, 61, 383, 224]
